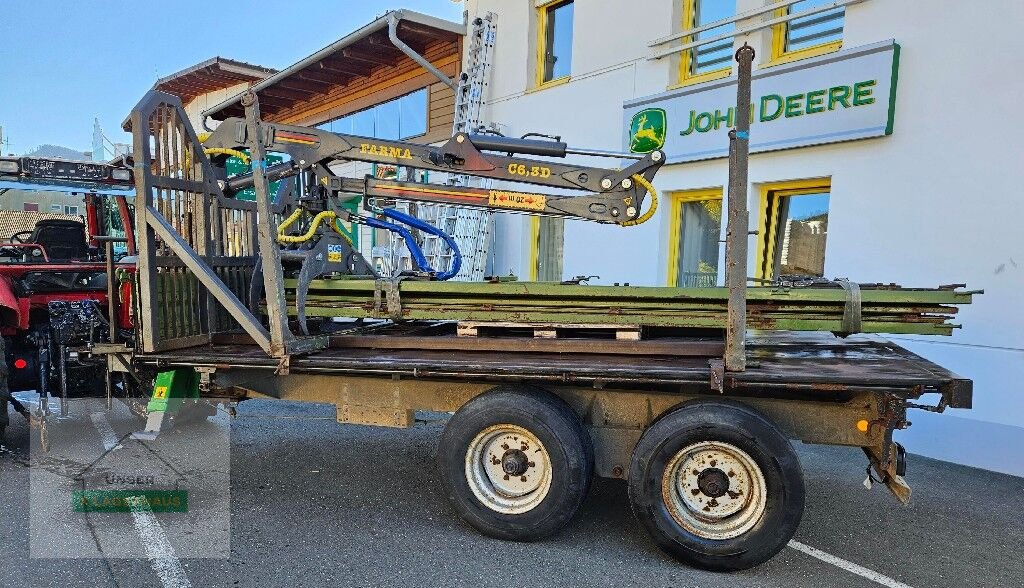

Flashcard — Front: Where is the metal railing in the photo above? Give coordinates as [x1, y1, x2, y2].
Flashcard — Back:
[649, 0, 866, 61]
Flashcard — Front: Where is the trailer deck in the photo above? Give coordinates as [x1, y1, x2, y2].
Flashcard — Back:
[134, 329, 970, 405]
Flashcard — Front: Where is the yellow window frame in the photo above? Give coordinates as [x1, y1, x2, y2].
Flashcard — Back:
[766, 3, 844, 67]
[675, 0, 733, 88]
[528, 215, 565, 281]
[529, 216, 541, 281]
[754, 178, 831, 280]
[534, 0, 573, 90]
[666, 188, 723, 286]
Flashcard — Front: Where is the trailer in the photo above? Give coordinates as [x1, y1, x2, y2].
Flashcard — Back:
[80, 46, 976, 571]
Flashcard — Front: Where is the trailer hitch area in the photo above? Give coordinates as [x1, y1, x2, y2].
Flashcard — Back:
[860, 393, 912, 503]
[863, 442, 910, 504]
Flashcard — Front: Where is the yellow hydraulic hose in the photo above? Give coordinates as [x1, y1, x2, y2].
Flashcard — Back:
[196, 133, 251, 164]
[276, 208, 355, 246]
[621, 174, 658, 227]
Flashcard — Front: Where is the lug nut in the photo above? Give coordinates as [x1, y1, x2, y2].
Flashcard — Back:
[621, 178, 633, 189]
[601, 178, 613, 189]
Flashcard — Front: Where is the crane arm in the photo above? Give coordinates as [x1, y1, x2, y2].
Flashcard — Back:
[202, 118, 664, 225]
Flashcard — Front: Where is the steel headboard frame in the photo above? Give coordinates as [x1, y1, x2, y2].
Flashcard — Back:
[130, 91, 292, 356]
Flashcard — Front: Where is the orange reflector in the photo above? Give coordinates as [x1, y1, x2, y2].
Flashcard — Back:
[13, 358, 27, 369]
[856, 419, 869, 433]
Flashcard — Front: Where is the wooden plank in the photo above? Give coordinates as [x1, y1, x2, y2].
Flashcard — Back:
[457, 320, 642, 340]
[328, 334, 722, 357]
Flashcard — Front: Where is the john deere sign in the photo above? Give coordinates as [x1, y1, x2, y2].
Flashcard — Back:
[629, 108, 667, 153]
[624, 40, 900, 163]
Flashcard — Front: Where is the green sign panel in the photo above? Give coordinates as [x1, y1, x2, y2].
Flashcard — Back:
[226, 153, 284, 201]
[628, 108, 667, 153]
[73, 490, 189, 513]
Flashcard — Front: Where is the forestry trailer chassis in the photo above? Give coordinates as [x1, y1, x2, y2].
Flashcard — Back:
[68, 46, 976, 571]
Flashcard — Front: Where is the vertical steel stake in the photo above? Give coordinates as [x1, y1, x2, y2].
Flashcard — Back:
[724, 44, 755, 372]
[242, 91, 292, 357]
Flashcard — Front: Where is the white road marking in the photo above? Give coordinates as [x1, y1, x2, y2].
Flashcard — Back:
[90, 412, 192, 588]
[130, 500, 193, 588]
[89, 412, 120, 451]
[789, 540, 914, 588]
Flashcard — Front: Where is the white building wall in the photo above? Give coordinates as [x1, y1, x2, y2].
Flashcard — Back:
[182, 82, 252, 133]
[467, 0, 1024, 475]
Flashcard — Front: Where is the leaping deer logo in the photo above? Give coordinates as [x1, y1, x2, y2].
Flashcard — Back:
[634, 114, 660, 144]
[629, 108, 666, 153]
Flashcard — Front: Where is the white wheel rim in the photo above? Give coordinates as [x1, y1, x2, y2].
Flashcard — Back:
[465, 424, 553, 515]
[661, 441, 767, 540]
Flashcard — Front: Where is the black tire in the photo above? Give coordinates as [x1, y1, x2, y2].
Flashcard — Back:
[628, 398, 805, 571]
[438, 386, 594, 541]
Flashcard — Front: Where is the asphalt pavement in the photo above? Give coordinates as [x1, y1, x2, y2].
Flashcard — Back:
[1, 398, 1021, 588]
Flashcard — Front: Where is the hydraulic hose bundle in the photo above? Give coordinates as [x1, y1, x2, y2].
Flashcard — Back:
[276, 206, 462, 280]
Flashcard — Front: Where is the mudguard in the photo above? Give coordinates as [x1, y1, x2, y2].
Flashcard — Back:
[0, 276, 23, 330]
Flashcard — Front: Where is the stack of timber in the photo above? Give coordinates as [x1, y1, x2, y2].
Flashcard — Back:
[283, 279, 977, 336]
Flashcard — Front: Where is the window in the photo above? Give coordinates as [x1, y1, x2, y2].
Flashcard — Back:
[679, 0, 736, 86]
[668, 189, 722, 287]
[537, 0, 574, 86]
[317, 88, 428, 140]
[65, 205, 80, 215]
[23, 203, 38, 212]
[771, 0, 845, 65]
[529, 216, 564, 281]
[50, 204, 62, 212]
[756, 180, 831, 280]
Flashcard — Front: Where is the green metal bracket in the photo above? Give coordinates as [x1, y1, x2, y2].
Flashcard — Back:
[147, 369, 199, 413]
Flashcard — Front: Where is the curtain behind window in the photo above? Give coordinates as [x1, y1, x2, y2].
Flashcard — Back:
[535, 216, 564, 281]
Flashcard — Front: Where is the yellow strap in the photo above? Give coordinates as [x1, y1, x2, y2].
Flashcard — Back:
[621, 174, 658, 227]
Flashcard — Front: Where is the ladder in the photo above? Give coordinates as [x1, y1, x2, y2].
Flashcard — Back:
[413, 13, 497, 281]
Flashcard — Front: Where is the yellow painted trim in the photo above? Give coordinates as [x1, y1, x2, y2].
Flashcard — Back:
[764, 6, 843, 68]
[528, 216, 540, 281]
[670, 68, 731, 90]
[666, 188, 723, 287]
[534, 0, 573, 89]
[528, 75, 571, 93]
[676, 0, 734, 88]
[754, 178, 832, 280]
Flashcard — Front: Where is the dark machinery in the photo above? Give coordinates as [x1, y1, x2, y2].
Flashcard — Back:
[192, 98, 665, 336]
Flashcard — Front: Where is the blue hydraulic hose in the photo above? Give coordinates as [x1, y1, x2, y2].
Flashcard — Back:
[352, 216, 431, 272]
[378, 208, 462, 280]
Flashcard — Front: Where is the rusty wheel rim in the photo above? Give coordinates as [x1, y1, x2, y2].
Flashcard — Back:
[465, 424, 553, 515]
[661, 441, 766, 540]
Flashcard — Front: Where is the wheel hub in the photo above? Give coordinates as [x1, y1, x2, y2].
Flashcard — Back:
[501, 448, 530, 476]
[696, 467, 730, 498]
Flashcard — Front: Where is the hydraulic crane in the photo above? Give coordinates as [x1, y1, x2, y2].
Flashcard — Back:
[193, 101, 665, 334]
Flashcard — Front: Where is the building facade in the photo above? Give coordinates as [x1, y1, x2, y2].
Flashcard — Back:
[463, 0, 1024, 475]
